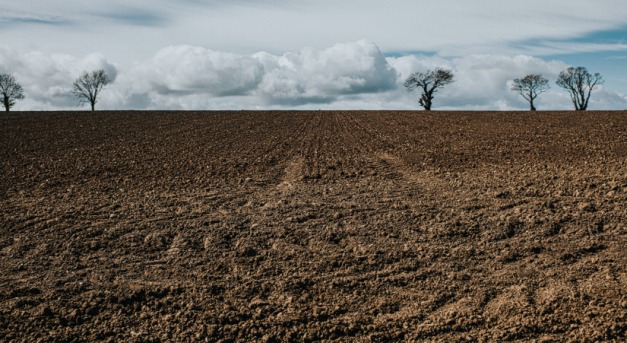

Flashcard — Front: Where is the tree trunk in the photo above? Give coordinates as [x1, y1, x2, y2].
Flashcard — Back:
[530, 98, 536, 111]
[3, 96, 9, 112]
[421, 90, 433, 111]
[419, 95, 431, 111]
[577, 90, 587, 111]
[577, 101, 587, 111]
[91, 102, 95, 111]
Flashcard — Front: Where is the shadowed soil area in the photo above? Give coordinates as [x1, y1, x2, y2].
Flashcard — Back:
[1, 110, 625, 342]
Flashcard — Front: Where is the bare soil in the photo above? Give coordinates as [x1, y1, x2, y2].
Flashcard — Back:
[1, 111, 625, 342]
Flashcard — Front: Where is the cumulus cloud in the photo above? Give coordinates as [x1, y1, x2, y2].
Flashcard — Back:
[134, 45, 264, 97]
[105, 40, 398, 109]
[254, 40, 397, 105]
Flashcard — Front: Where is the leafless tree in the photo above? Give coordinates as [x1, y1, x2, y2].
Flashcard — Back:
[511, 74, 549, 111]
[0, 74, 25, 112]
[403, 68, 454, 111]
[72, 69, 110, 111]
[556, 66, 604, 111]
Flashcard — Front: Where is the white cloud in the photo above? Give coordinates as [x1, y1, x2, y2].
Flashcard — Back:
[138, 45, 263, 96]
[517, 42, 627, 56]
[104, 40, 398, 109]
[254, 40, 397, 105]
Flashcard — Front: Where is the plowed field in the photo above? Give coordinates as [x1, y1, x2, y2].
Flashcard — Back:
[1, 111, 625, 342]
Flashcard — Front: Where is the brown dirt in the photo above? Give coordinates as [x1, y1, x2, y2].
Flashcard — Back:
[1, 110, 625, 342]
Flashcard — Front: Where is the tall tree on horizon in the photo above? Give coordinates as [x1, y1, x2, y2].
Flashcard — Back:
[72, 69, 111, 111]
[511, 74, 550, 111]
[404, 68, 455, 111]
[556, 66, 603, 111]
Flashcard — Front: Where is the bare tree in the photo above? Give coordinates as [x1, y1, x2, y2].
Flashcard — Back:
[0, 74, 25, 112]
[72, 69, 110, 111]
[511, 74, 549, 111]
[556, 66, 604, 111]
[404, 68, 455, 111]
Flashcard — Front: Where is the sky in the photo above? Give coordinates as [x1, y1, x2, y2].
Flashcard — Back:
[1, 0, 627, 111]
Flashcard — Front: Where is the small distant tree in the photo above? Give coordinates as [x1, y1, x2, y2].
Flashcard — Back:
[511, 74, 549, 111]
[404, 68, 455, 111]
[0, 74, 25, 112]
[556, 66, 604, 111]
[72, 69, 110, 111]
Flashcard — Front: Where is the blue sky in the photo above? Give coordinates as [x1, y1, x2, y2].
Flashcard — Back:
[1, 0, 626, 110]
[542, 27, 627, 93]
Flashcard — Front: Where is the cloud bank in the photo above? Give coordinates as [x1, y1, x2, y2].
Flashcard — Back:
[1, 41, 626, 111]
